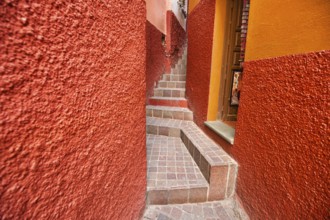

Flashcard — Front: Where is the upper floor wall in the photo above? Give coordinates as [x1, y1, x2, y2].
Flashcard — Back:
[245, 0, 330, 60]
[168, 0, 188, 31]
[146, 0, 187, 34]
[146, 0, 168, 34]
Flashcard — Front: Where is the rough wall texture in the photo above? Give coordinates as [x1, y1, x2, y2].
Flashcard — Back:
[186, 0, 215, 127]
[146, 21, 166, 101]
[0, 1, 146, 219]
[165, 11, 186, 68]
[233, 51, 330, 219]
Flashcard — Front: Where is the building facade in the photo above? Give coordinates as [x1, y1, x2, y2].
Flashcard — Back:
[187, 0, 330, 219]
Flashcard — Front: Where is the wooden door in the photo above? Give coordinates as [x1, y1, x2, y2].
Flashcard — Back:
[218, 0, 243, 121]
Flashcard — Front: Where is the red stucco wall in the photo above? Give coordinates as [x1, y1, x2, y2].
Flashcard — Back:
[233, 50, 330, 219]
[146, 21, 166, 101]
[186, 0, 215, 127]
[166, 11, 187, 68]
[0, 1, 146, 219]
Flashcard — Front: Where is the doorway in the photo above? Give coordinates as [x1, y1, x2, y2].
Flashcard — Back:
[218, 0, 248, 127]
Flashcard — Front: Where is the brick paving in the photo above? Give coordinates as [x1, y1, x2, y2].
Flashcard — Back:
[147, 134, 208, 191]
[146, 116, 238, 202]
[142, 199, 247, 220]
[146, 117, 237, 166]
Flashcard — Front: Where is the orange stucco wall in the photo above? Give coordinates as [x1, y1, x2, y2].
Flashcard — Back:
[207, 0, 227, 121]
[245, 0, 330, 60]
[0, 1, 146, 219]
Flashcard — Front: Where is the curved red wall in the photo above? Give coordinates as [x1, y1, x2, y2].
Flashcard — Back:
[186, 0, 215, 127]
[0, 1, 146, 219]
[146, 21, 166, 101]
[233, 51, 330, 219]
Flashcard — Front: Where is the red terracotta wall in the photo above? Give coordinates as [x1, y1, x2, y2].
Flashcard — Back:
[186, 0, 215, 127]
[233, 51, 330, 219]
[166, 11, 187, 68]
[0, 1, 146, 219]
[146, 21, 166, 101]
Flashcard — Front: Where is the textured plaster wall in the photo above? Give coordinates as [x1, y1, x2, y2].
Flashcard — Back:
[186, 0, 215, 127]
[233, 51, 330, 219]
[245, 0, 330, 60]
[146, 21, 166, 101]
[0, 1, 146, 219]
[166, 11, 187, 68]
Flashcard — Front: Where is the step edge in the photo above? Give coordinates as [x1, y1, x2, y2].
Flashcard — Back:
[150, 97, 187, 101]
[146, 105, 192, 112]
[154, 88, 186, 91]
[146, 117, 238, 166]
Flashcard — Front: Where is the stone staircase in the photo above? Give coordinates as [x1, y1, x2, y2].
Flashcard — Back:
[148, 50, 188, 108]
[143, 48, 248, 220]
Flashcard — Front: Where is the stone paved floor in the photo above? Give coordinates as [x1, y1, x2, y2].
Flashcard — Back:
[142, 199, 246, 220]
[147, 134, 208, 190]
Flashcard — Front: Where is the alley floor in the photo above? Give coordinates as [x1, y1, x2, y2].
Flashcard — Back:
[142, 199, 242, 220]
[147, 134, 208, 192]
[142, 134, 248, 220]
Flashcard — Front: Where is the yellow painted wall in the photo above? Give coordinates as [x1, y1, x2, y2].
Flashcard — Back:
[245, 0, 330, 61]
[207, 0, 228, 121]
[188, 0, 200, 13]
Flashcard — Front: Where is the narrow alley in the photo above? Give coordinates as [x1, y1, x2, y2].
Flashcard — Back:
[143, 48, 247, 219]
[1, 0, 329, 219]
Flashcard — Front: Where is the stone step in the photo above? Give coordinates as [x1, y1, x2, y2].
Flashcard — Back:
[149, 97, 188, 108]
[162, 74, 186, 82]
[146, 117, 238, 201]
[146, 135, 209, 205]
[142, 197, 249, 220]
[146, 105, 193, 121]
[154, 88, 185, 98]
[171, 67, 186, 75]
[158, 81, 186, 89]
[177, 60, 186, 66]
